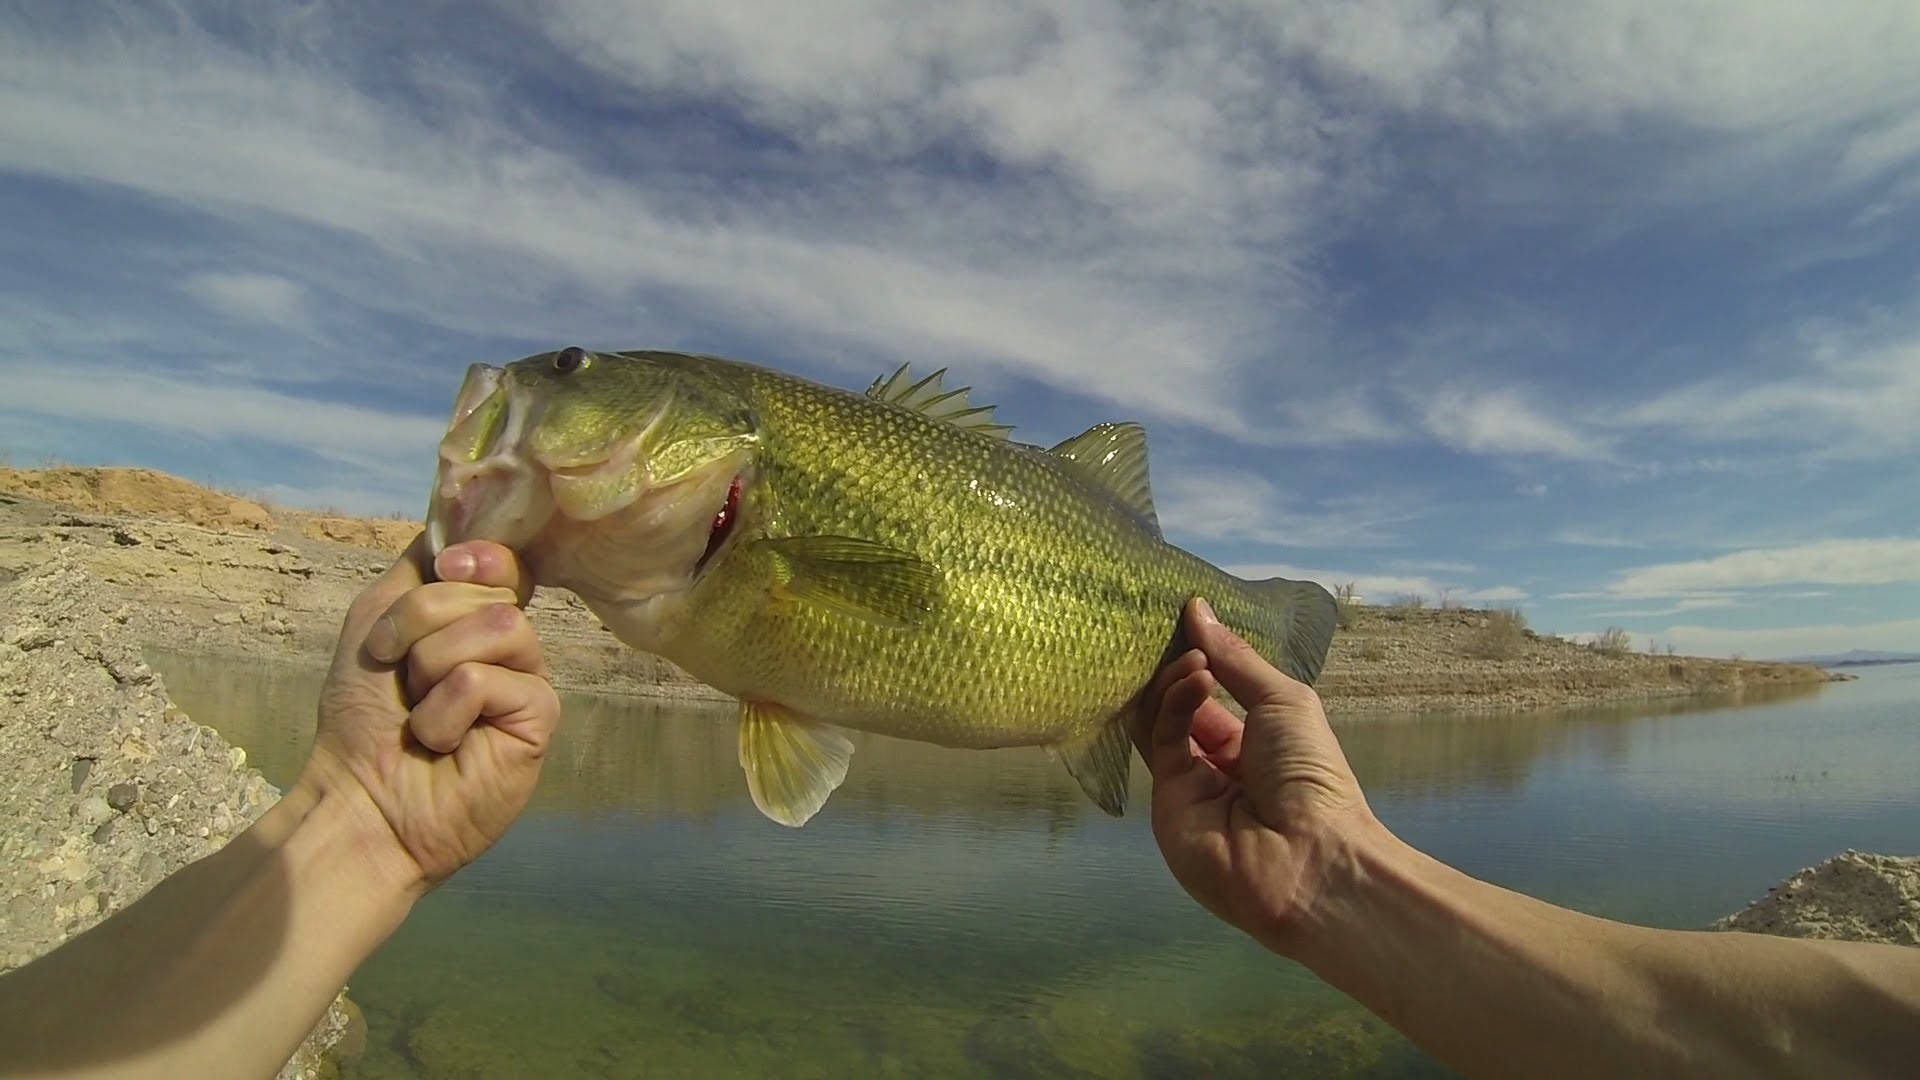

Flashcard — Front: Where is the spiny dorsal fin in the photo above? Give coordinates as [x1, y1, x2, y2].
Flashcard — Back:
[866, 363, 1014, 440]
[1047, 422, 1158, 536]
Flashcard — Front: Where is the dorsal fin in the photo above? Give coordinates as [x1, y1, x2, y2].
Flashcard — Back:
[866, 363, 1014, 440]
[1047, 422, 1158, 535]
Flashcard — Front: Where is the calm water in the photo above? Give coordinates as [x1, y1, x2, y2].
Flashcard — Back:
[147, 652, 1920, 1079]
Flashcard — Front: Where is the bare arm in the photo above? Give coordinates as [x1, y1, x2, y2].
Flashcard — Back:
[0, 538, 558, 1079]
[1291, 817, 1920, 1079]
[1138, 598, 1920, 1080]
[0, 778, 419, 1078]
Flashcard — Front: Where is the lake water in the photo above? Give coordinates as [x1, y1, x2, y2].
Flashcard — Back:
[146, 652, 1920, 1078]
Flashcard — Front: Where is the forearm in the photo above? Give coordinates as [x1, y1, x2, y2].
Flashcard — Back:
[0, 772, 422, 1079]
[1286, 822, 1920, 1079]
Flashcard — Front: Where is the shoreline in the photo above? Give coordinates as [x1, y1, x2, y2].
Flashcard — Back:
[0, 466, 1844, 716]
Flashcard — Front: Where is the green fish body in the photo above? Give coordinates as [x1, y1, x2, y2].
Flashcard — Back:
[427, 348, 1335, 826]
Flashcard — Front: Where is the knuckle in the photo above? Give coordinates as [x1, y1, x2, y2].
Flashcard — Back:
[445, 660, 491, 699]
[480, 600, 527, 634]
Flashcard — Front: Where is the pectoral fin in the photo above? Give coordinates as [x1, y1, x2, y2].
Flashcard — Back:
[738, 700, 855, 827]
[1046, 713, 1135, 817]
[760, 536, 942, 628]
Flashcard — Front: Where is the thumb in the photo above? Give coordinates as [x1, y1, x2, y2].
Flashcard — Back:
[339, 532, 434, 659]
[1185, 597, 1314, 712]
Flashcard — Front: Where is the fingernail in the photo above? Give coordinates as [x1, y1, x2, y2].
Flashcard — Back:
[437, 548, 477, 582]
[1194, 597, 1219, 625]
[365, 616, 399, 663]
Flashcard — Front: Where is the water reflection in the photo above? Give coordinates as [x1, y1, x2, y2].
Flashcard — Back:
[143, 649, 1917, 1079]
[144, 647, 1833, 826]
[1334, 681, 1828, 801]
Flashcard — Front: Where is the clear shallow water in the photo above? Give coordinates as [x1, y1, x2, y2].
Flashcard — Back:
[147, 652, 1920, 1078]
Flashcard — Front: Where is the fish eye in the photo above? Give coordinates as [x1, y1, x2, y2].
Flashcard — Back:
[552, 346, 589, 375]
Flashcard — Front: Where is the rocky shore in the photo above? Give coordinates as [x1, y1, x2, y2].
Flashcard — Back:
[0, 550, 355, 1078]
[0, 466, 1910, 1076]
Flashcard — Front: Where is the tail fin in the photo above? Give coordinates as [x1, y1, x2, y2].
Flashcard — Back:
[1246, 577, 1338, 685]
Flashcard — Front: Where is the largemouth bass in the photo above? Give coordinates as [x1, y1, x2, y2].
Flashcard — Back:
[426, 347, 1336, 826]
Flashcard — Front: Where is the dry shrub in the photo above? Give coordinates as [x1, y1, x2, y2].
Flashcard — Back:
[1471, 607, 1529, 659]
[1334, 582, 1360, 629]
[1592, 627, 1633, 656]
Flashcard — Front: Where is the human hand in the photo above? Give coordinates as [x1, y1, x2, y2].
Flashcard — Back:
[299, 534, 559, 892]
[1134, 597, 1378, 954]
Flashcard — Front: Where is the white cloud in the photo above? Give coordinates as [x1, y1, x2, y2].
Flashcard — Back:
[1656, 617, 1920, 660]
[1157, 467, 1425, 549]
[0, 367, 446, 481]
[1263, 2, 1920, 152]
[183, 271, 308, 327]
[1228, 562, 1527, 607]
[1616, 306, 1920, 459]
[1591, 595, 1740, 618]
[0, 5, 1358, 439]
[1606, 539, 1920, 597]
[1419, 389, 1610, 461]
[1552, 528, 1649, 549]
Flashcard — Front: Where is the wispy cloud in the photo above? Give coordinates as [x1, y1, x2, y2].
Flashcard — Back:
[1419, 389, 1610, 461]
[1228, 562, 1527, 607]
[1605, 539, 1920, 597]
[1157, 468, 1427, 549]
[1, 367, 445, 482]
[1656, 616, 1920, 660]
[183, 271, 310, 328]
[1615, 303, 1920, 459]
[1591, 595, 1739, 618]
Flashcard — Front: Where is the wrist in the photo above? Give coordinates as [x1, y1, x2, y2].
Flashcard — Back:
[1257, 811, 1412, 962]
[285, 750, 432, 905]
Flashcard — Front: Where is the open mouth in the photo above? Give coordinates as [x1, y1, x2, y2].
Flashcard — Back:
[697, 473, 743, 572]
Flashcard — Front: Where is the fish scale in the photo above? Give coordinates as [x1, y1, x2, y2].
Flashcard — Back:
[427, 348, 1336, 827]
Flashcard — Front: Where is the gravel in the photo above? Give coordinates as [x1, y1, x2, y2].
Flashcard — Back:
[0, 550, 351, 1078]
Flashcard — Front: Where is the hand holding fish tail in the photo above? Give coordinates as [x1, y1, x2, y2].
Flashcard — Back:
[1143, 605, 1920, 1080]
[1135, 597, 1375, 954]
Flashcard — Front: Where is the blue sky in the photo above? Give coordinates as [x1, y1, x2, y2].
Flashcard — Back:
[3, 1, 1917, 658]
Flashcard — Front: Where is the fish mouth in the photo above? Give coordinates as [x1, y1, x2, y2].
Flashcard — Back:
[426, 363, 553, 558]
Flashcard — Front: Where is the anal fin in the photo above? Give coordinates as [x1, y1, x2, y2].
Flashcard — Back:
[1046, 714, 1134, 817]
[738, 701, 855, 827]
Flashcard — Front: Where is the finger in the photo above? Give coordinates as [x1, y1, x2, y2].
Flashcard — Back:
[339, 532, 434, 654]
[433, 540, 537, 606]
[405, 602, 547, 701]
[1185, 597, 1317, 712]
[408, 663, 560, 755]
[365, 581, 523, 663]
[1131, 648, 1207, 757]
[1146, 668, 1214, 780]
[1189, 698, 1245, 774]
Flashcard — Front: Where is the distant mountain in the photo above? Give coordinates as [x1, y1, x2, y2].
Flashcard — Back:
[1782, 650, 1920, 667]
